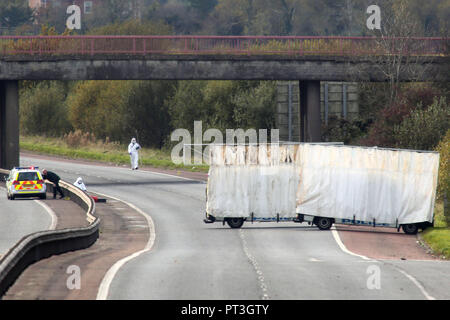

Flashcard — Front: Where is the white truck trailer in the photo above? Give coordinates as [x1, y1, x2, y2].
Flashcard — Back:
[203, 143, 440, 235]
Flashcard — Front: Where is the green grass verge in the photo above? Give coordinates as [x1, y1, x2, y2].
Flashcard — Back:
[20, 135, 209, 173]
[422, 201, 450, 259]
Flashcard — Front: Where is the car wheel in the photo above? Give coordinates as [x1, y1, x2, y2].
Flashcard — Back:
[40, 194, 47, 200]
[226, 218, 245, 229]
[401, 224, 418, 235]
[315, 217, 333, 230]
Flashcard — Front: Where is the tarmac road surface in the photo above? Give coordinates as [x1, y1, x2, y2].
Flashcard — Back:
[0, 185, 55, 256]
[20, 155, 450, 300]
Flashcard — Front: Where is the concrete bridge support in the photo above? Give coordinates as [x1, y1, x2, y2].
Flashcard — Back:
[300, 81, 321, 142]
[0, 81, 19, 169]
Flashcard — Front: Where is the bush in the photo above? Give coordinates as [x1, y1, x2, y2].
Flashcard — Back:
[64, 130, 97, 148]
[20, 81, 72, 136]
[232, 81, 277, 130]
[394, 97, 449, 151]
[361, 85, 441, 147]
[435, 130, 450, 223]
[321, 117, 365, 144]
[67, 80, 176, 148]
[122, 81, 176, 149]
[67, 80, 130, 143]
[168, 80, 277, 137]
[87, 19, 172, 35]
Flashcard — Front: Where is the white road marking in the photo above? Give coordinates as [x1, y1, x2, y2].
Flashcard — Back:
[22, 155, 207, 184]
[126, 225, 149, 229]
[239, 229, 270, 300]
[0, 186, 57, 231]
[21, 156, 445, 300]
[389, 264, 436, 300]
[331, 226, 371, 260]
[34, 200, 58, 230]
[331, 225, 436, 300]
[115, 166, 207, 184]
[95, 191, 155, 301]
[308, 258, 322, 262]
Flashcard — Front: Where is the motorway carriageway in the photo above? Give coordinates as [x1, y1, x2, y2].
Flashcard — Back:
[0, 184, 56, 257]
[16, 155, 450, 300]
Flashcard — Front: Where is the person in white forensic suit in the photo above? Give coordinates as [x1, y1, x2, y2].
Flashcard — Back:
[128, 137, 141, 170]
[74, 177, 87, 191]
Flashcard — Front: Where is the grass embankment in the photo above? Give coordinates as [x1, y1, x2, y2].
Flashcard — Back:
[20, 135, 209, 173]
[422, 201, 450, 259]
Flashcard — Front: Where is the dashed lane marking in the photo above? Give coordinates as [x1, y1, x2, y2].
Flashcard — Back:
[239, 229, 270, 300]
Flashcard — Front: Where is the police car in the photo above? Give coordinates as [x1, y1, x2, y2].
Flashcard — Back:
[5, 167, 47, 200]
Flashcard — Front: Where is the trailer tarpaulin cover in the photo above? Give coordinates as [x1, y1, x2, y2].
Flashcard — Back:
[207, 144, 299, 218]
[207, 144, 439, 224]
[295, 144, 440, 224]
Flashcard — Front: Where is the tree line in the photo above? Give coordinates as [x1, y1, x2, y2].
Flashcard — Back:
[1, 0, 448, 36]
[19, 79, 277, 149]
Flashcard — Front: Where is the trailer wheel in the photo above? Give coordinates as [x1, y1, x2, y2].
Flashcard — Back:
[401, 224, 418, 235]
[315, 217, 333, 230]
[226, 218, 244, 229]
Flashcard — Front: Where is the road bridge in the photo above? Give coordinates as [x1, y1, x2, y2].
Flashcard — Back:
[0, 36, 448, 168]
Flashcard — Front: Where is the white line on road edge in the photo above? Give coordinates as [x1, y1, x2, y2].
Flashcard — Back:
[22, 154, 207, 184]
[118, 166, 207, 184]
[95, 191, 156, 301]
[0, 186, 57, 231]
[34, 200, 58, 230]
[331, 226, 371, 260]
[331, 226, 436, 300]
[388, 264, 436, 300]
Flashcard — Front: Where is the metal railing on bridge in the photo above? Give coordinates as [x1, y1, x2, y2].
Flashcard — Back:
[0, 35, 448, 58]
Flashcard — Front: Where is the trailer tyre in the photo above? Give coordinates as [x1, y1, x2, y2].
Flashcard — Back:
[315, 217, 333, 230]
[226, 218, 244, 229]
[401, 224, 418, 235]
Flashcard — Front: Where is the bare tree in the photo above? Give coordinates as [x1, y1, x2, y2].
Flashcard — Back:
[377, 0, 423, 104]
[356, 0, 436, 106]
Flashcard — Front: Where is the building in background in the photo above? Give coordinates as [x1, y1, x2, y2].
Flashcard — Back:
[29, 0, 143, 20]
[29, 0, 96, 15]
[29, 0, 47, 9]
[29, 0, 68, 10]
[70, 1, 96, 15]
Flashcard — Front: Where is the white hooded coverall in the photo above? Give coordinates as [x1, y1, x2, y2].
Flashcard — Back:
[74, 177, 87, 191]
[128, 138, 141, 170]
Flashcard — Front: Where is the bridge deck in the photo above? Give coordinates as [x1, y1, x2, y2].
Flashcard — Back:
[0, 36, 448, 58]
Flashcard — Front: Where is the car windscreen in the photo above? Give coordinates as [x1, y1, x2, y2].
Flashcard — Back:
[17, 172, 39, 181]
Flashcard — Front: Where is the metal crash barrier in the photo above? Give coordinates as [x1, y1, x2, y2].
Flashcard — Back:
[0, 168, 99, 298]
